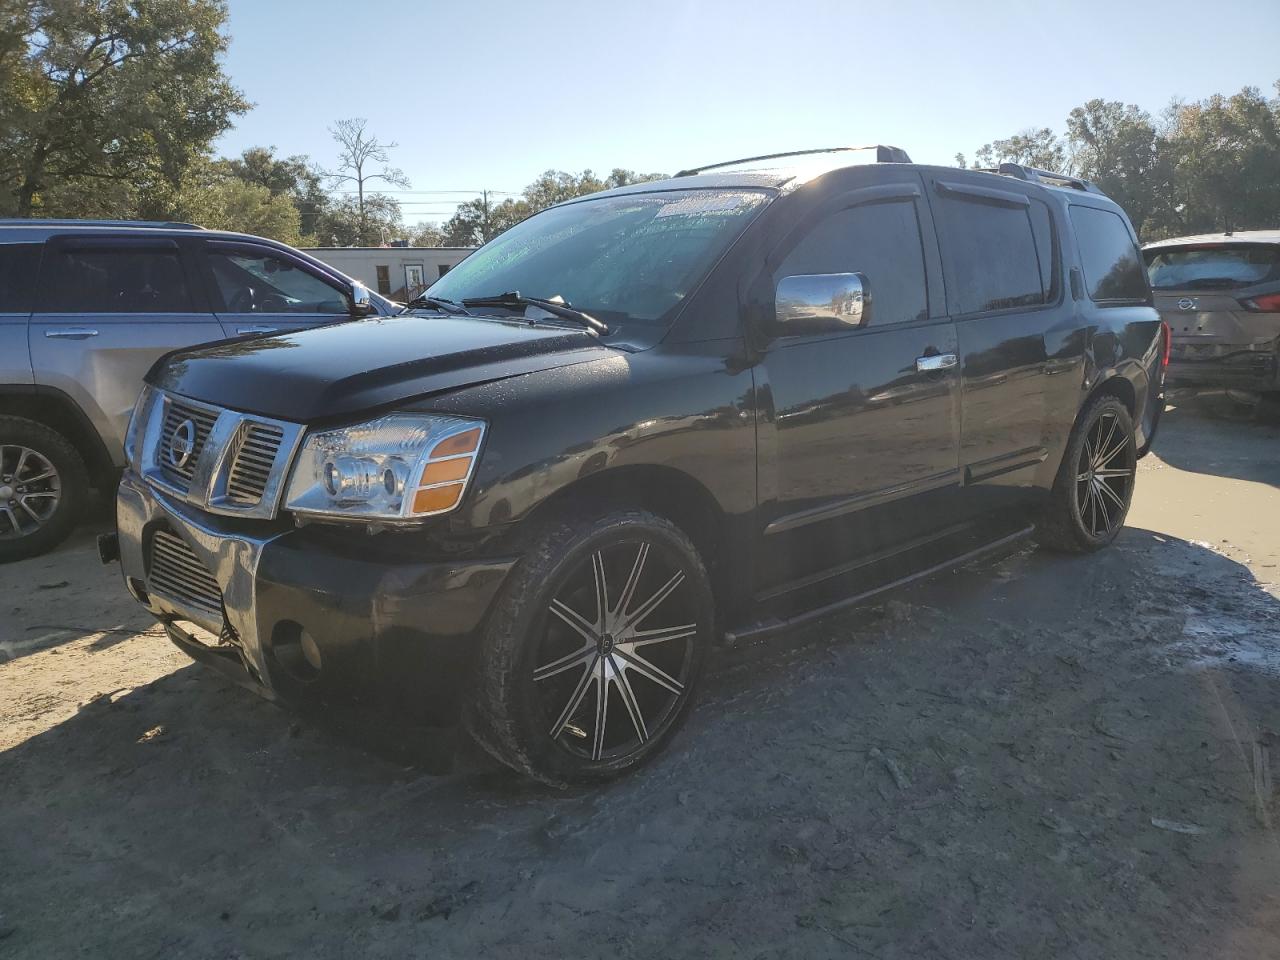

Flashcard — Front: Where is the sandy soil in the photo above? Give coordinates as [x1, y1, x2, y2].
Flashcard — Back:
[2, 394, 1279, 959]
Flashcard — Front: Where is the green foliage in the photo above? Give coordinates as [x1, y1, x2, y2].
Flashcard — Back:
[313, 193, 404, 247]
[973, 128, 1067, 171]
[0, 0, 249, 217]
[970, 82, 1280, 240]
[438, 168, 666, 246]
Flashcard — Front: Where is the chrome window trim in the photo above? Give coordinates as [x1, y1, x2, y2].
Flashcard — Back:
[139, 389, 305, 520]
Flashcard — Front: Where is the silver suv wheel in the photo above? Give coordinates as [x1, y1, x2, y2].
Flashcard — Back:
[0, 445, 62, 540]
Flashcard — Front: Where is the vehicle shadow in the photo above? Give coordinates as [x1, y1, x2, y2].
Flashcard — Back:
[1, 530, 1278, 958]
[1152, 391, 1280, 487]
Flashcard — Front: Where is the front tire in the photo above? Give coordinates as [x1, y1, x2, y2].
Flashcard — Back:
[468, 509, 714, 785]
[0, 417, 89, 563]
[1035, 394, 1136, 553]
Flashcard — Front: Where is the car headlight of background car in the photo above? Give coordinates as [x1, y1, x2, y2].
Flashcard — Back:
[284, 413, 485, 522]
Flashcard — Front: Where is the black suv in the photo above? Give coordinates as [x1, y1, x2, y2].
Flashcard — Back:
[110, 147, 1166, 783]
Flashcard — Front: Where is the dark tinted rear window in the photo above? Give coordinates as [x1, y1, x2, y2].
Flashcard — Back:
[1069, 206, 1149, 303]
[0, 243, 42, 313]
[1144, 244, 1280, 291]
[774, 199, 928, 325]
[42, 246, 194, 313]
[936, 192, 1046, 314]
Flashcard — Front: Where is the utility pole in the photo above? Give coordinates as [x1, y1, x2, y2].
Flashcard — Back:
[481, 189, 491, 243]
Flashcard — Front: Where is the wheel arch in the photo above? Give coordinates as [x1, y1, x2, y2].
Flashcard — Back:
[516, 462, 745, 612]
[1086, 371, 1136, 416]
[0, 385, 116, 488]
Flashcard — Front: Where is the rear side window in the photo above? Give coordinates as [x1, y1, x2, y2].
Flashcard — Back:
[1145, 244, 1280, 291]
[42, 246, 194, 313]
[0, 243, 42, 313]
[1069, 206, 1149, 303]
[935, 192, 1046, 314]
[773, 199, 928, 326]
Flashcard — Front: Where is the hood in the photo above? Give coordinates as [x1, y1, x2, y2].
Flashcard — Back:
[149, 314, 613, 422]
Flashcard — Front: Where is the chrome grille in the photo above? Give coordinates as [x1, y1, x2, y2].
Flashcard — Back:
[159, 401, 219, 490]
[226, 422, 284, 505]
[148, 529, 222, 618]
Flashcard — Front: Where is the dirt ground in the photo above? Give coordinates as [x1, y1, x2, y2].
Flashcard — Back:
[3, 394, 1279, 959]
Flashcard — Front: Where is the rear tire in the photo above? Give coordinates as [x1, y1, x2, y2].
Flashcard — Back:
[1035, 394, 1136, 554]
[0, 416, 89, 563]
[467, 508, 714, 785]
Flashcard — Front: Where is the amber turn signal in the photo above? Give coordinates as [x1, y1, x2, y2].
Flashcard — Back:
[412, 482, 466, 514]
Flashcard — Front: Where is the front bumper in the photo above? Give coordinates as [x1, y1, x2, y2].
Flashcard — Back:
[116, 470, 516, 718]
[1166, 344, 1279, 391]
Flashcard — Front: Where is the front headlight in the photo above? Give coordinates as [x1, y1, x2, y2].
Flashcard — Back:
[124, 384, 156, 471]
[284, 413, 485, 522]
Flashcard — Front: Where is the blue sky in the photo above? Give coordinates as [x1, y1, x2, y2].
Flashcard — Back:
[216, 0, 1280, 225]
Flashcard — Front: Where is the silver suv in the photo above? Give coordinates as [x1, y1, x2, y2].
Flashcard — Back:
[0, 219, 395, 561]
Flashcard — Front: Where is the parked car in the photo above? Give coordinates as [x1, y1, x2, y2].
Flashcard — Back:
[106, 149, 1166, 783]
[0, 219, 398, 560]
[1142, 231, 1280, 398]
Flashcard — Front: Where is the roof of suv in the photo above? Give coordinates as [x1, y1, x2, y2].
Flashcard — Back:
[1143, 230, 1280, 250]
[571, 148, 1112, 207]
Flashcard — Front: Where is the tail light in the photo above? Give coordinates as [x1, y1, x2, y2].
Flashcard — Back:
[1160, 321, 1171, 368]
[1239, 292, 1280, 312]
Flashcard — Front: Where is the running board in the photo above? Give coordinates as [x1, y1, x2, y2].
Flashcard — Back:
[723, 524, 1034, 646]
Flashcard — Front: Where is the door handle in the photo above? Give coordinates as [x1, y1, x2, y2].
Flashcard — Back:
[916, 353, 958, 372]
[44, 328, 99, 340]
[236, 325, 278, 335]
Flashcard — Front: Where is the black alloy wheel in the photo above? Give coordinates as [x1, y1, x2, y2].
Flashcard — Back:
[470, 509, 713, 784]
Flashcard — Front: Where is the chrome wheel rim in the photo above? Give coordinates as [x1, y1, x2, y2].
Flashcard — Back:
[1074, 411, 1134, 538]
[0, 445, 61, 540]
[534, 539, 700, 763]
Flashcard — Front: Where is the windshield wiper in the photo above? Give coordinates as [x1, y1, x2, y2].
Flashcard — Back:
[460, 291, 609, 335]
[402, 294, 471, 315]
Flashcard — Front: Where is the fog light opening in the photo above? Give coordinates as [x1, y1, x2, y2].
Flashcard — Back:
[269, 621, 321, 683]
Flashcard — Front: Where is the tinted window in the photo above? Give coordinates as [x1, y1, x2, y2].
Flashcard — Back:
[1028, 199, 1058, 301]
[1070, 206, 1149, 302]
[0, 243, 41, 313]
[208, 250, 347, 314]
[43, 246, 194, 313]
[773, 200, 928, 325]
[1145, 244, 1280, 291]
[936, 193, 1044, 314]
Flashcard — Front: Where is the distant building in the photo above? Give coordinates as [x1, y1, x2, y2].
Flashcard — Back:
[303, 247, 474, 302]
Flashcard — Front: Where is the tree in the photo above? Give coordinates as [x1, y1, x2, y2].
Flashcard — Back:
[184, 176, 302, 244]
[409, 221, 446, 247]
[1160, 84, 1280, 236]
[0, 0, 248, 216]
[438, 167, 667, 246]
[314, 193, 404, 247]
[223, 146, 327, 236]
[323, 118, 409, 244]
[973, 128, 1068, 171]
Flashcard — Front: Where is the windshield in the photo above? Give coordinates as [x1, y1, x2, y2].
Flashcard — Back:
[1145, 244, 1280, 290]
[425, 189, 771, 329]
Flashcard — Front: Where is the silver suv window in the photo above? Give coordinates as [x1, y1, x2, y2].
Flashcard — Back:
[207, 249, 348, 314]
[1145, 244, 1280, 290]
[43, 245, 194, 313]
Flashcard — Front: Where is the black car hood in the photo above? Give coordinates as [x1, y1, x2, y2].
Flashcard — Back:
[149, 314, 613, 422]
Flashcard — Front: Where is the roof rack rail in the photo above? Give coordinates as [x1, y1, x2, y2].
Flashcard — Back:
[991, 163, 1102, 195]
[0, 218, 204, 229]
[676, 144, 912, 178]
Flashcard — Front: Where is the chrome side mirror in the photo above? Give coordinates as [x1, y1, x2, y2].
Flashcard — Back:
[774, 272, 868, 333]
[349, 281, 376, 317]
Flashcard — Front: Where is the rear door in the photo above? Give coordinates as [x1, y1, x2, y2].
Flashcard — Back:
[926, 174, 1073, 517]
[29, 236, 222, 464]
[197, 241, 353, 338]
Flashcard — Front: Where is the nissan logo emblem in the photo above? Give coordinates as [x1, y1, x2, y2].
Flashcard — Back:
[169, 418, 197, 469]
[1177, 297, 1198, 311]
